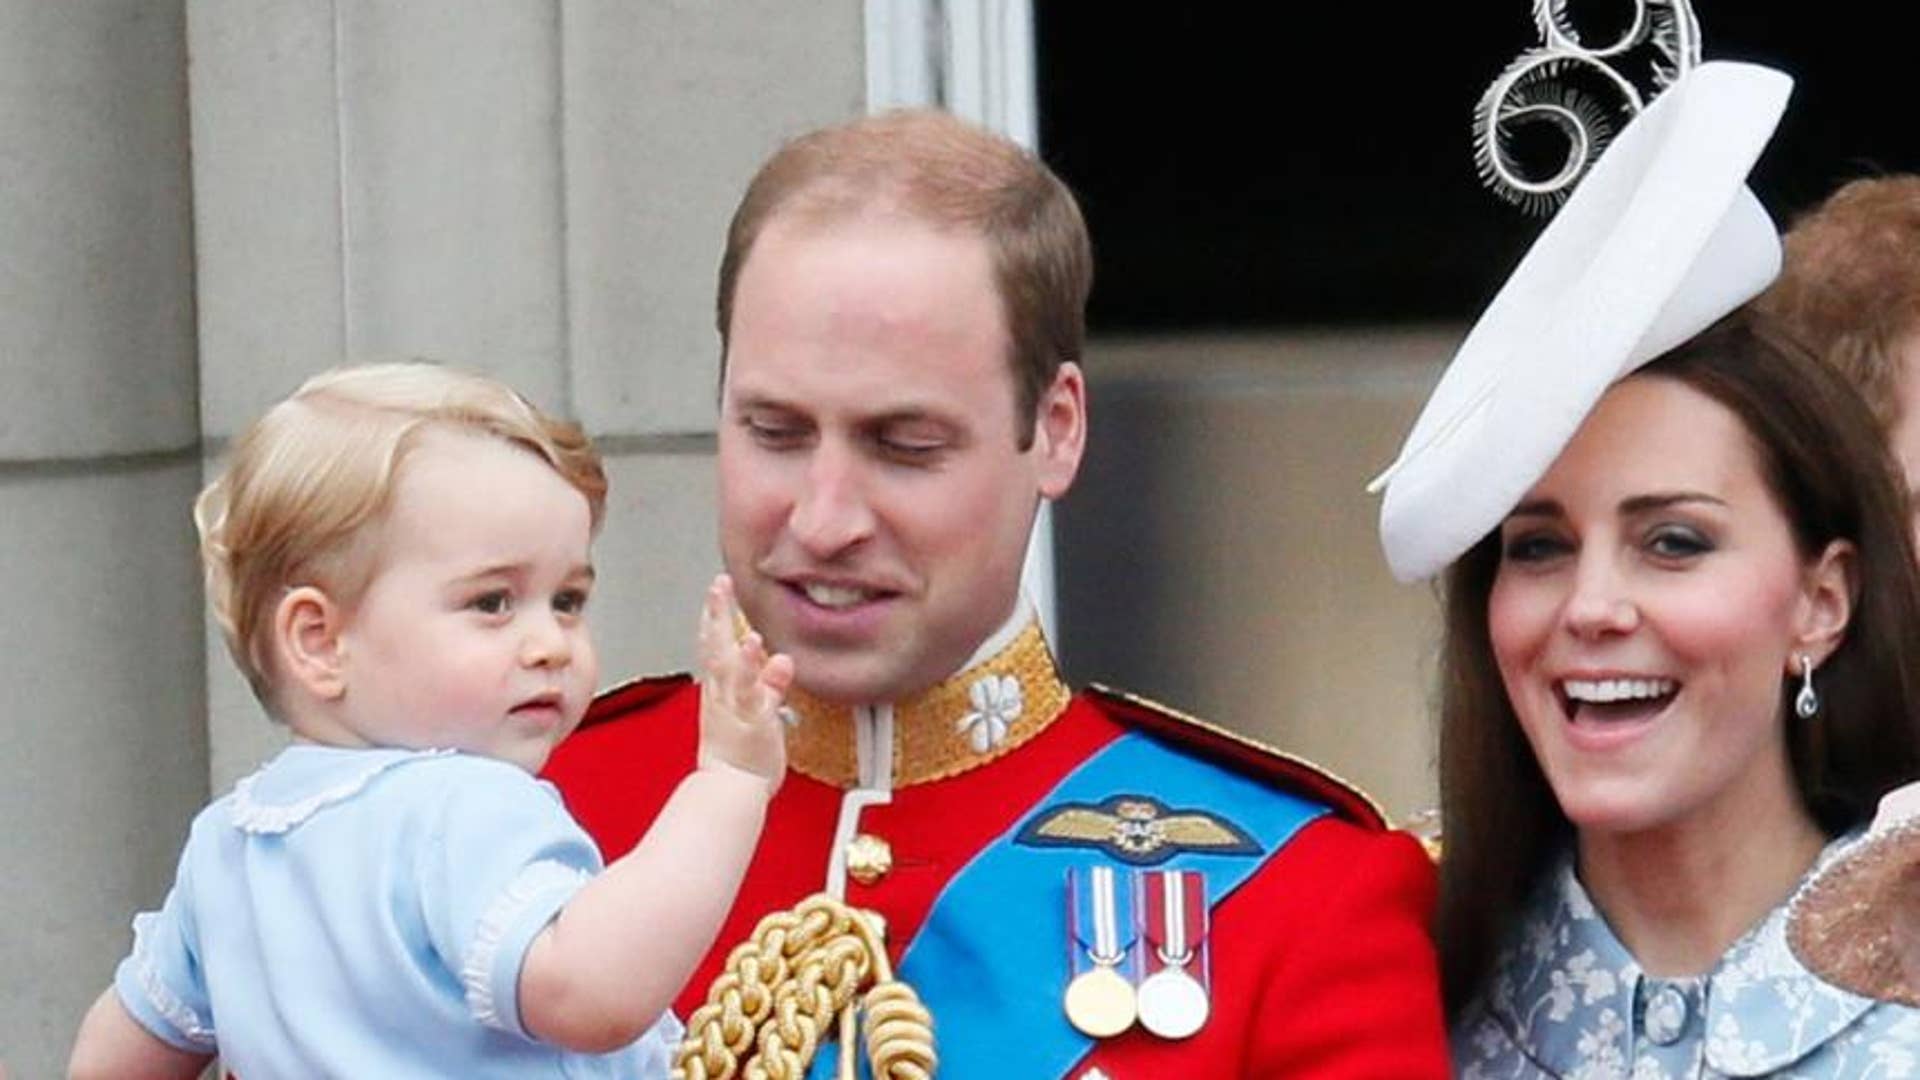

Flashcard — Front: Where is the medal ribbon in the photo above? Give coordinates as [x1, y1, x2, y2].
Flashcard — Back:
[1141, 870, 1209, 975]
[1069, 865, 1135, 971]
[809, 730, 1326, 1078]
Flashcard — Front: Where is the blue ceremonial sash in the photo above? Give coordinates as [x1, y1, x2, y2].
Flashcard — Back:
[810, 730, 1327, 1078]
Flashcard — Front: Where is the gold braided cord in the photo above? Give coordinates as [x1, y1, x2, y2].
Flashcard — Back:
[860, 981, 936, 1078]
[673, 894, 936, 1080]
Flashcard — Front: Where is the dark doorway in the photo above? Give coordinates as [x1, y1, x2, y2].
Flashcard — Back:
[1037, 4, 1917, 332]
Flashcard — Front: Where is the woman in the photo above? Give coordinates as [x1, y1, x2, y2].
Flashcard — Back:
[1440, 312, 1920, 1073]
[1374, 60, 1920, 1073]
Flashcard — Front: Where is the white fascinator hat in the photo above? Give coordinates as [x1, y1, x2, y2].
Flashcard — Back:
[1788, 782, 1920, 1004]
[1372, 61, 1793, 582]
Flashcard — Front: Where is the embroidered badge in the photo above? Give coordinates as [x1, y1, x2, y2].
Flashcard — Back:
[1016, 795, 1262, 866]
[958, 673, 1023, 753]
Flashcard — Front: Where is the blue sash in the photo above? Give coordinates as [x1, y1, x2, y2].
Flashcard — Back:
[810, 730, 1326, 1078]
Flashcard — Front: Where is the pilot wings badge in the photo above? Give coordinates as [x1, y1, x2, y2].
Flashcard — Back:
[1016, 795, 1261, 866]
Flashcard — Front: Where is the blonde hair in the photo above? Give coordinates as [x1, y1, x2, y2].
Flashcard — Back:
[196, 362, 607, 709]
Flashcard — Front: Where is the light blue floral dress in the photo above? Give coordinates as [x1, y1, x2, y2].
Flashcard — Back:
[1455, 840, 1920, 1078]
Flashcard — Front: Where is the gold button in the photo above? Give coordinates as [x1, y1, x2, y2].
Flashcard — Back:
[846, 832, 893, 885]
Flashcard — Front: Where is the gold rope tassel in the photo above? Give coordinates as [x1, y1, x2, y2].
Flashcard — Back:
[674, 893, 936, 1080]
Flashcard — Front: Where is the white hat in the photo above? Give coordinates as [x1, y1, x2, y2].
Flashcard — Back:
[1788, 783, 1920, 1004]
[1373, 61, 1793, 582]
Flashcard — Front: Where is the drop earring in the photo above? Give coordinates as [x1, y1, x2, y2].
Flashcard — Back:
[1795, 653, 1820, 720]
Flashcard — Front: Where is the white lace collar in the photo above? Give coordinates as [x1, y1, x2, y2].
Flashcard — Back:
[228, 745, 455, 835]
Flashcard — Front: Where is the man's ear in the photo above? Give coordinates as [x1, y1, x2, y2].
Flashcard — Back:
[1793, 538, 1858, 670]
[1032, 361, 1087, 500]
[274, 585, 349, 702]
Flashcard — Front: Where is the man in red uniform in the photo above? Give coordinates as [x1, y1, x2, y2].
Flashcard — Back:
[544, 109, 1448, 1077]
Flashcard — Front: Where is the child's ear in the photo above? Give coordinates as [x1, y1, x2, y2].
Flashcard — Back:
[274, 585, 348, 702]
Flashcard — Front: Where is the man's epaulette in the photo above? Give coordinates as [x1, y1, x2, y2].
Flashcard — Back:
[1086, 684, 1388, 830]
[579, 672, 694, 731]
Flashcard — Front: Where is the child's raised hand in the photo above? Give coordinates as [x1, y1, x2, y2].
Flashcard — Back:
[695, 575, 793, 790]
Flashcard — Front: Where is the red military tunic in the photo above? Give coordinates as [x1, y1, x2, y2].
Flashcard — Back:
[544, 620, 1447, 1077]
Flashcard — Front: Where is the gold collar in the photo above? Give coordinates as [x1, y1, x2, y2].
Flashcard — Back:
[785, 619, 1073, 788]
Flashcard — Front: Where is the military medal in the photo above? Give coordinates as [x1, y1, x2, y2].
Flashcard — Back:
[1063, 864, 1137, 1037]
[1136, 869, 1211, 1039]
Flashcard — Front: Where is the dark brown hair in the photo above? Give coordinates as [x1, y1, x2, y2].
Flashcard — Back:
[1757, 175, 1920, 433]
[1435, 309, 1920, 1016]
[714, 109, 1092, 448]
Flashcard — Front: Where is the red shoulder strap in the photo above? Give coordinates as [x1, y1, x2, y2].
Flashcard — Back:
[1086, 684, 1388, 830]
[579, 672, 695, 731]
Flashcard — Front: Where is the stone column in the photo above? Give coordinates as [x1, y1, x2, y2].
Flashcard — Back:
[6, 1, 868, 1069]
[0, 3, 204, 1076]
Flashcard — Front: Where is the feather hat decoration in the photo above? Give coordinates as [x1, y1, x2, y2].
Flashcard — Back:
[1474, 0, 1702, 215]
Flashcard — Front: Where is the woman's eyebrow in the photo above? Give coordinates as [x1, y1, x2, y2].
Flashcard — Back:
[1619, 491, 1725, 514]
[1506, 497, 1563, 520]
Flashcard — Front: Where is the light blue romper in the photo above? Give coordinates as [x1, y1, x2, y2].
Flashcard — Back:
[113, 745, 681, 1078]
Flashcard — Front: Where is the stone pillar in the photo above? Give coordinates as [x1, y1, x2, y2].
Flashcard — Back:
[0, 3, 204, 1076]
[8, 1, 866, 1069]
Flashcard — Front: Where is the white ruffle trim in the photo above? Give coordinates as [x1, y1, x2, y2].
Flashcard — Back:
[229, 748, 455, 834]
[461, 858, 590, 1033]
[129, 912, 218, 1051]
